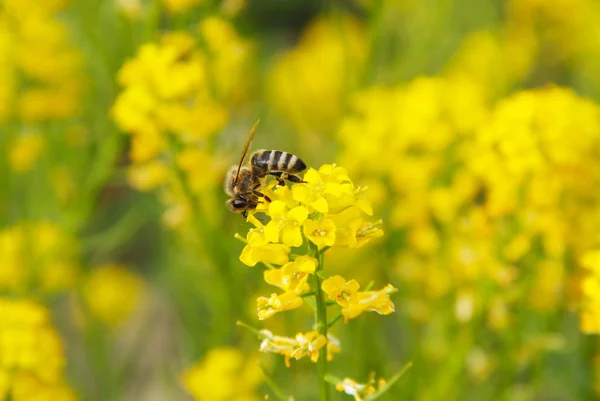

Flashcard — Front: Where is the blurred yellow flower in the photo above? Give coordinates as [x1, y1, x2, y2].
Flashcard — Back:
[335, 377, 377, 401]
[126, 160, 170, 191]
[0, 0, 83, 122]
[9, 133, 45, 173]
[162, 0, 204, 14]
[82, 264, 144, 327]
[0, 221, 79, 293]
[0, 298, 76, 400]
[182, 347, 262, 401]
[267, 14, 368, 136]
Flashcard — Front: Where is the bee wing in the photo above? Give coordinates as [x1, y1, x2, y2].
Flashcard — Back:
[233, 119, 260, 184]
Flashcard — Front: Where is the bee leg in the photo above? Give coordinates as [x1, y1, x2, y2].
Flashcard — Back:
[252, 190, 271, 202]
[242, 210, 248, 218]
[286, 174, 306, 184]
[268, 171, 297, 186]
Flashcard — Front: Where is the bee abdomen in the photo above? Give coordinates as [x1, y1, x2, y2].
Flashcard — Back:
[252, 150, 306, 175]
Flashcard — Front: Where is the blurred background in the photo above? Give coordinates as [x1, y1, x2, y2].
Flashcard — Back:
[2, 0, 600, 400]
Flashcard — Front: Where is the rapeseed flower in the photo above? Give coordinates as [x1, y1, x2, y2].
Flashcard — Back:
[0, 0, 83, 122]
[82, 264, 145, 328]
[236, 161, 394, 392]
[182, 347, 262, 401]
[163, 0, 204, 14]
[8, 132, 45, 173]
[264, 201, 309, 247]
[256, 291, 304, 320]
[322, 276, 397, 323]
[0, 221, 79, 293]
[335, 377, 378, 401]
[580, 250, 600, 333]
[267, 14, 368, 136]
[0, 298, 76, 400]
[237, 164, 384, 268]
[259, 330, 341, 367]
[113, 18, 254, 232]
[263, 256, 317, 293]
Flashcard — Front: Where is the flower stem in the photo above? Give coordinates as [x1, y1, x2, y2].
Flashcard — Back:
[312, 245, 331, 401]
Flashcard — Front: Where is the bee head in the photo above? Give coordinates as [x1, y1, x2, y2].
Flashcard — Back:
[226, 196, 257, 215]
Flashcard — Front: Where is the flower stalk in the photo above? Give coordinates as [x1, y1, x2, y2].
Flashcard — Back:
[313, 246, 331, 401]
[235, 163, 395, 400]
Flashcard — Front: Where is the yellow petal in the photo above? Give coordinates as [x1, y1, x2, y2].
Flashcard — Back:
[292, 185, 312, 204]
[264, 221, 281, 243]
[287, 206, 309, 223]
[310, 197, 329, 213]
[321, 275, 347, 298]
[268, 200, 287, 218]
[281, 226, 303, 247]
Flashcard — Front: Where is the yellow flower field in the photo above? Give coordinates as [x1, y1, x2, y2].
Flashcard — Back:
[2, 0, 600, 400]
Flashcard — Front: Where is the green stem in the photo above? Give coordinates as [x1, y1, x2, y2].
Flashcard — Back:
[312, 245, 331, 401]
[328, 313, 343, 328]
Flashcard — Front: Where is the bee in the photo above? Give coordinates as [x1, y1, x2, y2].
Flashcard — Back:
[225, 120, 306, 216]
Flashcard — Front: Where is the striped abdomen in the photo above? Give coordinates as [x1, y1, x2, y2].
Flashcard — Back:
[251, 150, 306, 176]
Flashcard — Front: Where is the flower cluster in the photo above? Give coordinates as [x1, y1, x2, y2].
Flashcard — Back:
[112, 17, 253, 229]
[337, 75, 600, 371]
[240, 164, 384, 269]
[0, 298, 77, 401]
[182, 347, 263, 401]
[237, 163, 394, 371]
[267, 14, 368, 136]
[0, 0, 83, 123]
[0, 221, 79, 295]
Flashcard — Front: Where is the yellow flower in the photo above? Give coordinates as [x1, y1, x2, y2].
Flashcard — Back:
[0, 221, 79, 293]
[0, 1, 83, 122]
[335, 377, 377, 401]
[259, 330, 341, 367]
[0, 298, 76, 399]
[267, 14, 368, 134]
[8, 133, 45, 173]
[240, 242, 290, 268]
[198, 16, 254, 103]
[322, 276, 398, 323]
[303, 218, 337, 248]
[334, 215, 384, 248]
[10, 374, 77, 401]
[182, 347, 262, 401]
[580, 249, 600, 333]
[264, 201, 309, 247]
[263, 256, 318, 293]
[162, 0, 204, 14]
[341, 285, 397, 322]
[256, 291, 304, 320]
[292, 165, 353, 213]
[239, 215, 291, 267]
[126, 161, 169, 190]
[82, 264, 145, 327]
[322, 275, 361, 308]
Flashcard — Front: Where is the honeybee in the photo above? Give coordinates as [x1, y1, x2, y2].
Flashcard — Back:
[225, 120, 306, 216]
